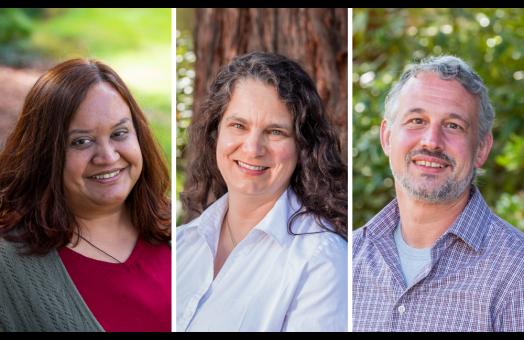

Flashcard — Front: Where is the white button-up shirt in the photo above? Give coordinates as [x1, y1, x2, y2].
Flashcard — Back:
[176, 188, 348, 332]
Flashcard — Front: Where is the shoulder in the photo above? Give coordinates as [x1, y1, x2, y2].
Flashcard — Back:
[176, 216, 200, 233]
[487, 217, 524, 322]
[175, 214, 207, 258]
[0, 238, 58, 275]
[477, 213, 524, 301]
[284, 192, 347, 264]
[488, 214, 524, 250]
[486, 214, 524, 264]
[177, 193, 228, 239]
[176, 215, 202, 238]
[352, 225, 365, 244]
[0, 238, 24, 269]
[287, 218, 348, 272]
[0, 239, 41, 298]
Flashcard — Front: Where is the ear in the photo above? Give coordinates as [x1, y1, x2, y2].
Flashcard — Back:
[380, 119, 392, 157]
[475, 133, 493, 168]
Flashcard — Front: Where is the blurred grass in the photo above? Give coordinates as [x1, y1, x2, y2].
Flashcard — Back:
[30, 8, 171, 173]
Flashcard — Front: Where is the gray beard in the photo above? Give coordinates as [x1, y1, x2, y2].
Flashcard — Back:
[391, 160, 475, 203]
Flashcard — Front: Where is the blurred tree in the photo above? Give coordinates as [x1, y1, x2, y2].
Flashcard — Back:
[180, 8, 348, 223]
[192, 8, 347, 157]
[0, 8, 46, 67]
[176, 28, 195, 224]
[353, 8, 524, 230]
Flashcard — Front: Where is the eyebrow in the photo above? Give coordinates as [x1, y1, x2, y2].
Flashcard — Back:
[225, 115, 292, 130]
[68, 117, 131, 136]
[403, 108, 471, 126]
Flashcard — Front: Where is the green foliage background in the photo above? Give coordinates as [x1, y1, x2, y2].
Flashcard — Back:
[175, 28, 195, 225]
[353, 8, 524, 231]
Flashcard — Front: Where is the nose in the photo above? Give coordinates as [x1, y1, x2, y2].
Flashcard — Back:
[242, 131, 266, 157]
[420, 123, 444, 151]
[92, 140, 120, 165]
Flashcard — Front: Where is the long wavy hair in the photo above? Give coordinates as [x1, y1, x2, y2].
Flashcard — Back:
[0, 59, 171, 254]
[181, 51, 347, 240]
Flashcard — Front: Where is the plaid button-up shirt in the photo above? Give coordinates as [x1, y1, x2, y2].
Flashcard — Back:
[353, 186, 524, 331]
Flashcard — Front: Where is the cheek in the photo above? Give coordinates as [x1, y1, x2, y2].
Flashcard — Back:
[390, 132, 419, 159]
[394, 130, 418, 149]
[63, 151, 90, 195]
[121, 137, 143, 170]
[132, 143, 144, 169]
[217, 133, 238, 155]
[274, 142, 298, 167]
[64, 151, 87, 181]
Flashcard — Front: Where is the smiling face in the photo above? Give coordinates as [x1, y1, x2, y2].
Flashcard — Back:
[380, 72, 492, 203]
[216, 78, 298, 201]
[63, 82, 143, 216]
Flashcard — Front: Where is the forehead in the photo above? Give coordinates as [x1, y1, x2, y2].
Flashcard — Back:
[396, 72, 479, 119]
[69, 82, 131, 128]
[223, 78, 292, 123]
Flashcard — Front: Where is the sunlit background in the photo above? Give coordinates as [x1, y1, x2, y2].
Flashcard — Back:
[353, 8, 524, 231]
[0, 8, 171, 172]
[175, 9, 195, 224]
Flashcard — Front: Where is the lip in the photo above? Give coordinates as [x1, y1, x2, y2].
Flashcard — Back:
[411, 156, 450, 173]
[86, 167, 126, 184]
[235, 160, 269, 176]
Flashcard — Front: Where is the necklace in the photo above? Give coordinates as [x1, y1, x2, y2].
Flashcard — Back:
[225, 210, 237, 248]
[75, 232, 122, 264]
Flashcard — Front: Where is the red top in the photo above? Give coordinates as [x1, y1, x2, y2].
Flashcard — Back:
[58, 238, 171, 332]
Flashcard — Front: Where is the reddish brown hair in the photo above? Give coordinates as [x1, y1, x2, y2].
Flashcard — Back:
[0, 59, 171, 254]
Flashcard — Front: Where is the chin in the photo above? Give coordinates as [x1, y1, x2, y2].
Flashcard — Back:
[93, 193, 129, 206]
[231, 184, 263, 196]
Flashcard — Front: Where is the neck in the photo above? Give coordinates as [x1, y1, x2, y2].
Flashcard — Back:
[74, 205, 135, 241]
[226, 189, 285, 241]
[396, 185, 470, 248]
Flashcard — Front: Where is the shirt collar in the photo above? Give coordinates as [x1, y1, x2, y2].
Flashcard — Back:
[444, 186, 491, 252]
[364, 185, 492, 252]
[253, 188, 303, 247]
[363, 198, 400, 240]
[187, 187, 302, 251]
[191, 193, 229, 255]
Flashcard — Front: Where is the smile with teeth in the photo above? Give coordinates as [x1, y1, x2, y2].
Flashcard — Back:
[90, 169, 121, 180]
[236, 160, 269, 171]
[414, 160, 447, 168]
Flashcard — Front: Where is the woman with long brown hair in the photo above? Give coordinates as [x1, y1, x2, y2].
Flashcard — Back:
[0, 59, 171, 332]
[177, 51, 347, 331]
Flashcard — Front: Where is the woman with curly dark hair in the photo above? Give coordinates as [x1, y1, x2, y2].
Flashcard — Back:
[177, 51, 347, 331]
[0, 59, 171, 332]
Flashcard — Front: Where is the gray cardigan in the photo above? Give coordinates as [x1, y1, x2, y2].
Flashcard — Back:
[0, 239, 104, 332]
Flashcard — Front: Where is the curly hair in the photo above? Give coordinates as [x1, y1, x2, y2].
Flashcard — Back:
[0, 59, 171, 254]
[181, 51, 347, 240]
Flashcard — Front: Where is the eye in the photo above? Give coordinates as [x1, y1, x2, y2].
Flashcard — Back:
[445, 122, 463, 130]
[231, 123, 244, 129]
[409, 118, 424, 125]
[112, 129, 128, 139]
[71, 137, 93, 148]
[269, 129, 283, 136]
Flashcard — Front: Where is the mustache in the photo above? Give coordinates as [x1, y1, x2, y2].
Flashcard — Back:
[406, 149, 456, 167]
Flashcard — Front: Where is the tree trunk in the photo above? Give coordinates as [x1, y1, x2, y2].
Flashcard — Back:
[192, 8, 348, 159]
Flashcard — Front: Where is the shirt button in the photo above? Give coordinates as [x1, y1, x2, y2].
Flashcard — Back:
[398, 305, 406, 315]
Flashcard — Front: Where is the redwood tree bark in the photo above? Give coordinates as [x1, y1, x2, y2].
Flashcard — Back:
[192, 8, 348, 159]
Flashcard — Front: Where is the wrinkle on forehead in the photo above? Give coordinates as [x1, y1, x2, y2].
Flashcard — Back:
[398, 72, 479, 120]
[225, 78, 292, 128]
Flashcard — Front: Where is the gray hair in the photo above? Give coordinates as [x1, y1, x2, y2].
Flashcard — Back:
[384, 55, 495, 141]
